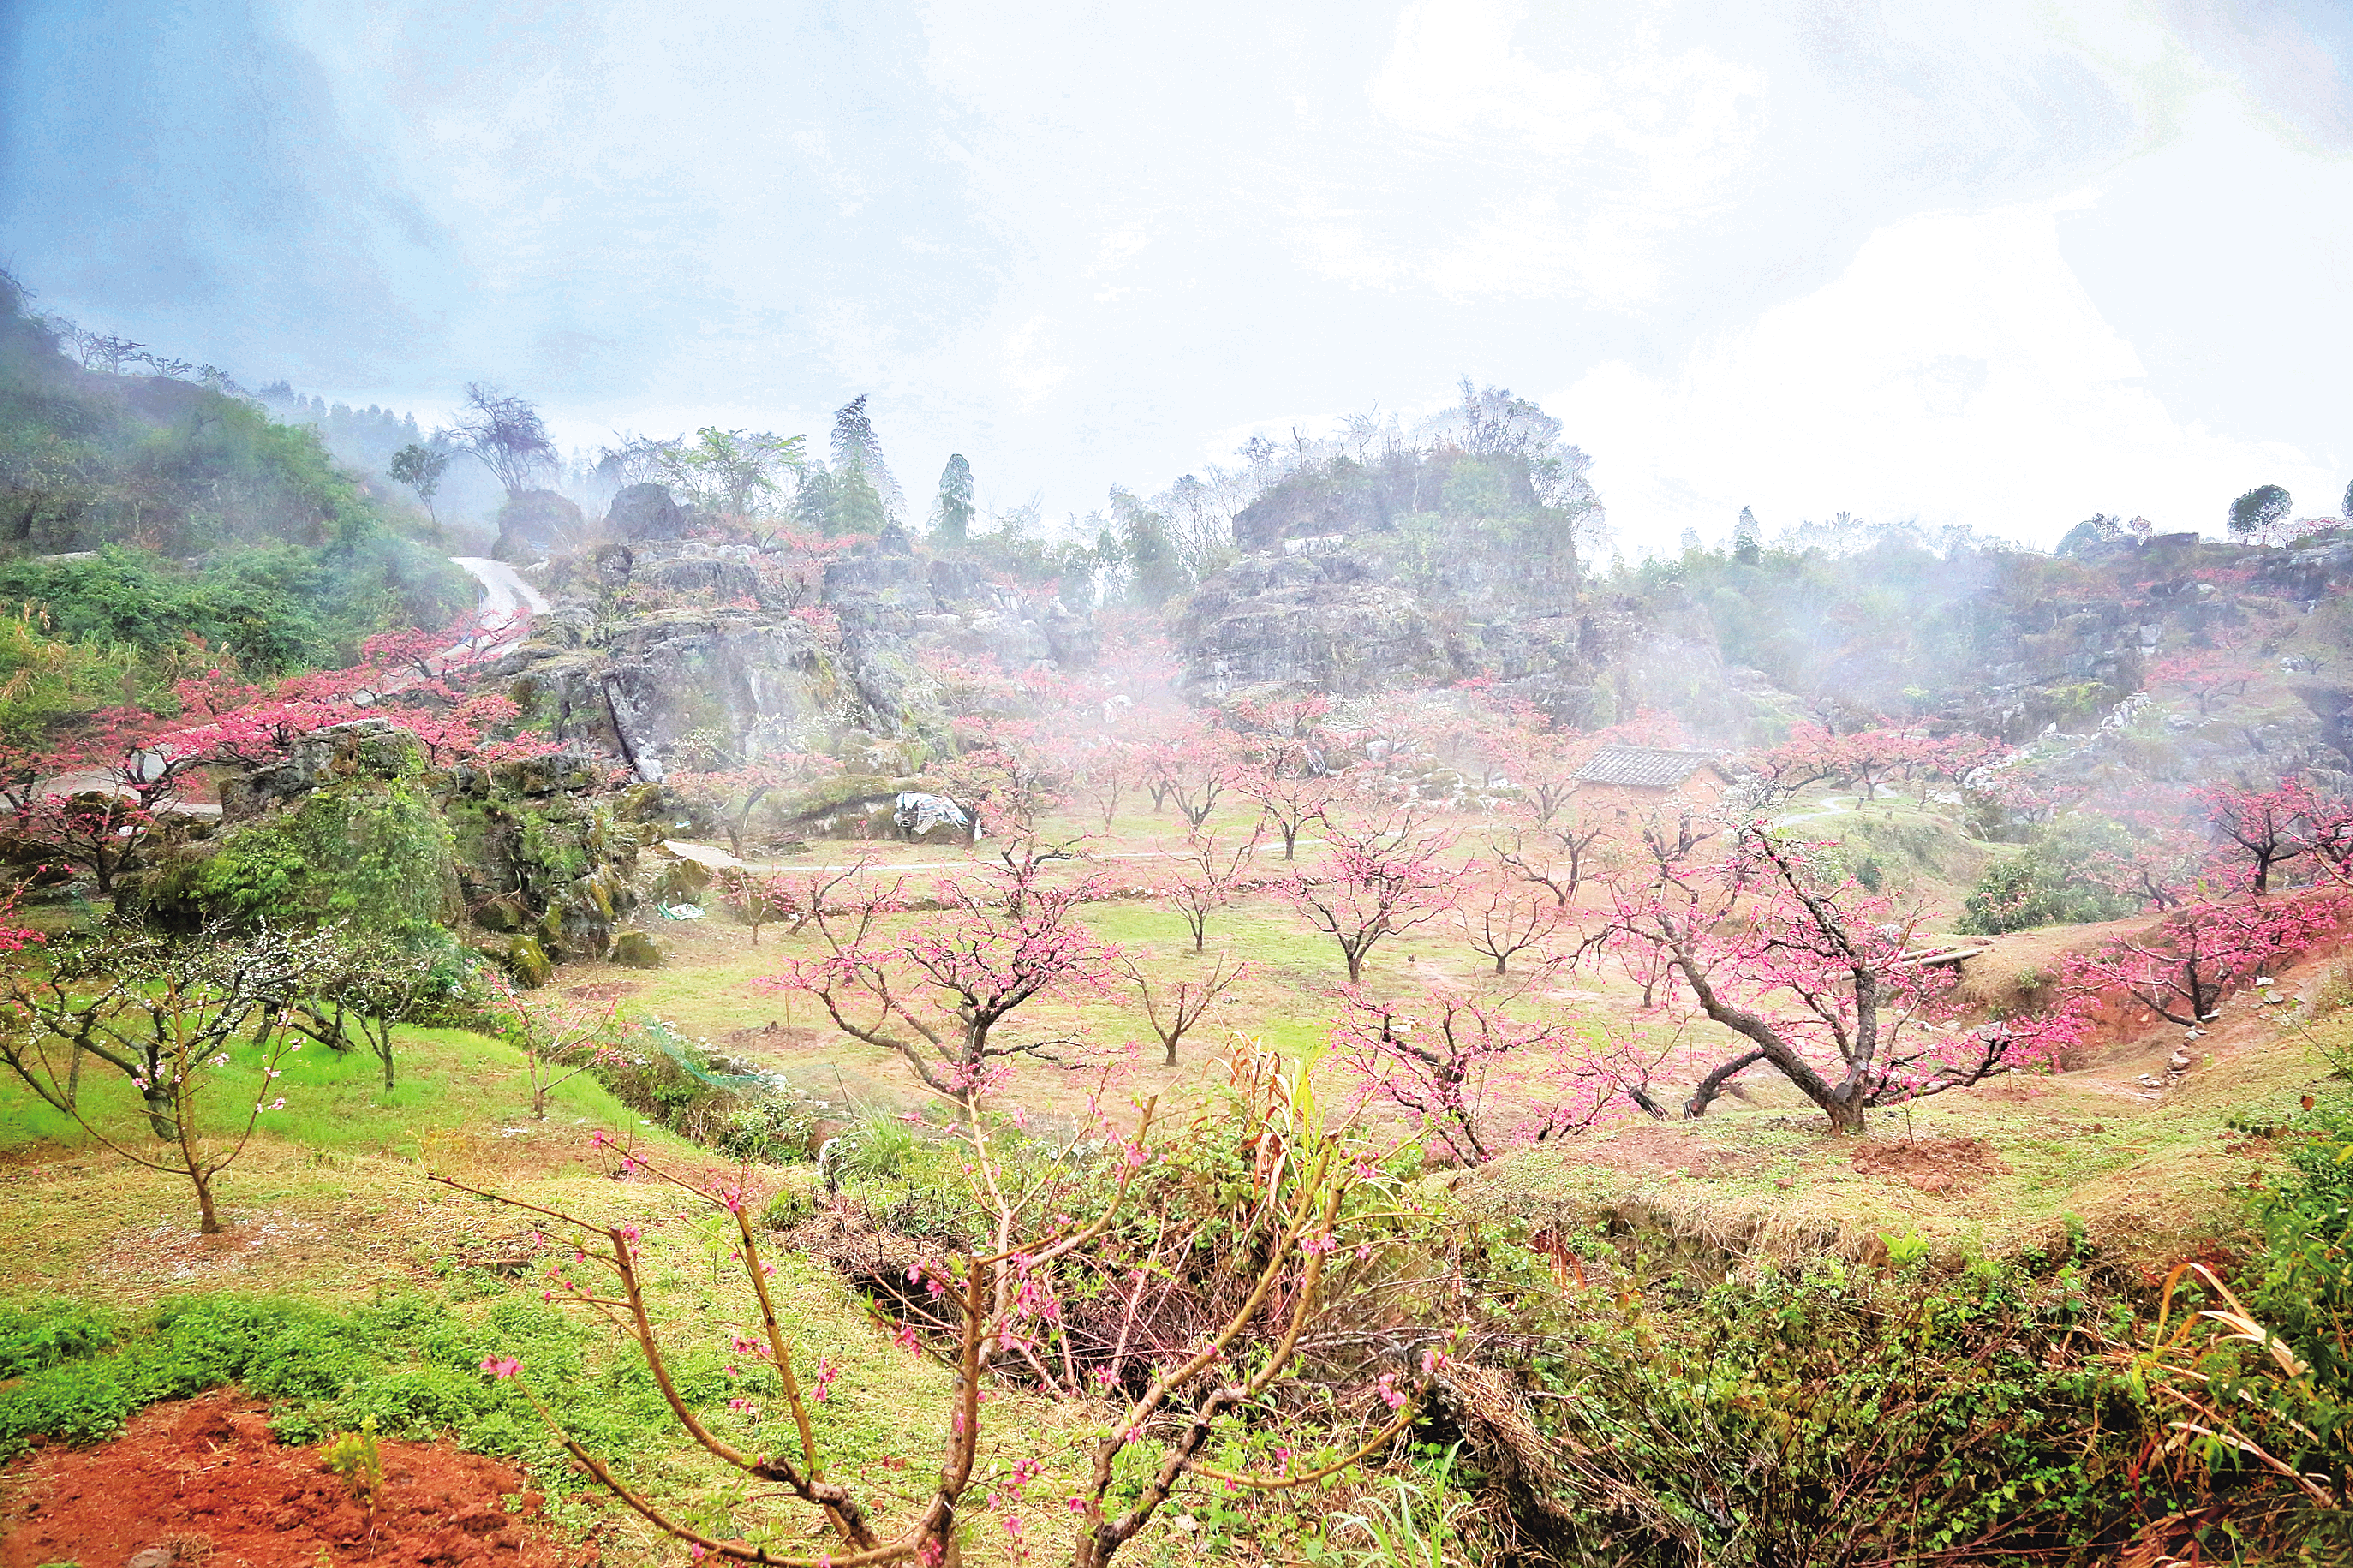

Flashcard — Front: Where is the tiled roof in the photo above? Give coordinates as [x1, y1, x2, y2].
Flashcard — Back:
[1573, 746, 1723, 789]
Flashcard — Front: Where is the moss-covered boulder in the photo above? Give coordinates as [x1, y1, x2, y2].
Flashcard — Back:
[160, 776, 461, 939]
[503, 932, 554, 987]
[217, 719, 425, 822]
[609, 931, 665, 969]
[651, 855, 710, 904]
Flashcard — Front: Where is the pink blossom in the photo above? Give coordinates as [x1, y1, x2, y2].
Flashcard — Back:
[480, 1355, 523, 1379]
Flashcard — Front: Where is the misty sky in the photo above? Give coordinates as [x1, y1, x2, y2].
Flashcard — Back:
[6, 0, 2352, 550]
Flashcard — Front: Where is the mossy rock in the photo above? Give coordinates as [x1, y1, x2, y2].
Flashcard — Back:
[473, 893, 527, 932]
[614, 783, 671, 824]
[180, 777, 461, 939]
[504, 933, 554, 988]
[609, 931, 665, 969]
[652, 857, 710, 903]
[490, 753, 602, 798]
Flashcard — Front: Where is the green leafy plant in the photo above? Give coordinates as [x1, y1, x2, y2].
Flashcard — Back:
[2127, 1105, 2353, 1558]
[1333, 1443, 1472, 1568]
[319, 1414, 384, 1508]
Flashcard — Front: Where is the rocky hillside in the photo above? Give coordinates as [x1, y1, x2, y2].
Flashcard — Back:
[1180, 491, 2353, 753]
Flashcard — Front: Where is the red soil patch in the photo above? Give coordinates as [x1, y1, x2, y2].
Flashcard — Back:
[1848, 1135, 2011, 1195]
[1, 1390, 591, 1568]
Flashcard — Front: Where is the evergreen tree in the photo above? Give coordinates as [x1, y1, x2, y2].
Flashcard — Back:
[830, 453, 888, 536]
[1734, 506, 1762, 564]
[2341, 477, 2352, 519]
[934, 454, 975, 542]
[829, 395, 903, 521]
[1112, 486, 1186, 608]
[792, 464, 838, 535]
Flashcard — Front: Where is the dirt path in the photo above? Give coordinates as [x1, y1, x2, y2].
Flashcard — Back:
[449, 555, 550, 624]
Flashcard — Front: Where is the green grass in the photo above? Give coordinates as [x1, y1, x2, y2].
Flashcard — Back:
[0, 1023, 646, 1160]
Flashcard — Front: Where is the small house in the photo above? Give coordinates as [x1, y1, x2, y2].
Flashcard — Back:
[1571, 746, 1733, 817]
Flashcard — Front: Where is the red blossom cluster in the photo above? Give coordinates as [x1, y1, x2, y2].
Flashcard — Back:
[1, 614, 559, 892]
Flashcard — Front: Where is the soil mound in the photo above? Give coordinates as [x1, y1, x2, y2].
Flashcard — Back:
[1849, 1135, 2011, 1195]
[1, 1389, 589, 1568]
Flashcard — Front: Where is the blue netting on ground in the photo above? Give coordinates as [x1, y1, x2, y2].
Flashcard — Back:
[637, 1018, 770, 1091]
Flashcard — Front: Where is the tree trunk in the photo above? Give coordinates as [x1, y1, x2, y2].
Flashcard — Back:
[1344, 947, 1364, 983]
[142, 1086, 176, 1142]
[1823, 1093, 1867, 1134]
[1163, 1036, 1178, 1066]
[191, 1166, 222, 1234]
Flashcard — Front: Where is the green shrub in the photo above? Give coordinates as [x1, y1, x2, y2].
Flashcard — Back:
[0, 1300, 118, 1377]
[2124, 1102, 2353, 1560]
[1520, 1260, 2150, 1562]
[0, 1289, 673, 1484]
[192, 776, 462, 938]
[1959, 826, 2144, 935]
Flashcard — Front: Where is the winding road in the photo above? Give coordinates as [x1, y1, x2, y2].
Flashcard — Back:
[449, 556, 549, 652]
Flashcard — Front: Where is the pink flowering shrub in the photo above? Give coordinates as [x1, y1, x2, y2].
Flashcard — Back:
[434, 1042, 1445, 1566]
[1602, 824, 2037, 1132]
[765, 839, 1120, 1099]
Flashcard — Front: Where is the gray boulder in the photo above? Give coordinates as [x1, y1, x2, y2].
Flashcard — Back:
[609, 482, 685, 541]
[493, 488, 585, 562]
[894, 791, 978, 843]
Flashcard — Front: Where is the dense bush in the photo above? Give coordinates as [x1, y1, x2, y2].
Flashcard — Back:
[2129, 1101, 2353, 1560]
[1959, 821, 2146, 935]
[187, 776, 463, 939]
[0, 541, 466, 678]
[1514, 1256, 2151, 1565]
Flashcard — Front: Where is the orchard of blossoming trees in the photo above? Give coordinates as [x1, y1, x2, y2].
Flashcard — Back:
[18, 258, 2353, 1558]
[414, 651, 2353, 1561]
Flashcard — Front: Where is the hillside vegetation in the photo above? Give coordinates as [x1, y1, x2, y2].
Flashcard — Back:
[4, 322, 2353, 1565]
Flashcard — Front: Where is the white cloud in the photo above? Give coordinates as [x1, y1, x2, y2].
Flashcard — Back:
[1002, 317, 1070, 407]
[1554, 181, 2340, 549]
[1331, 0, 1765, 304]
